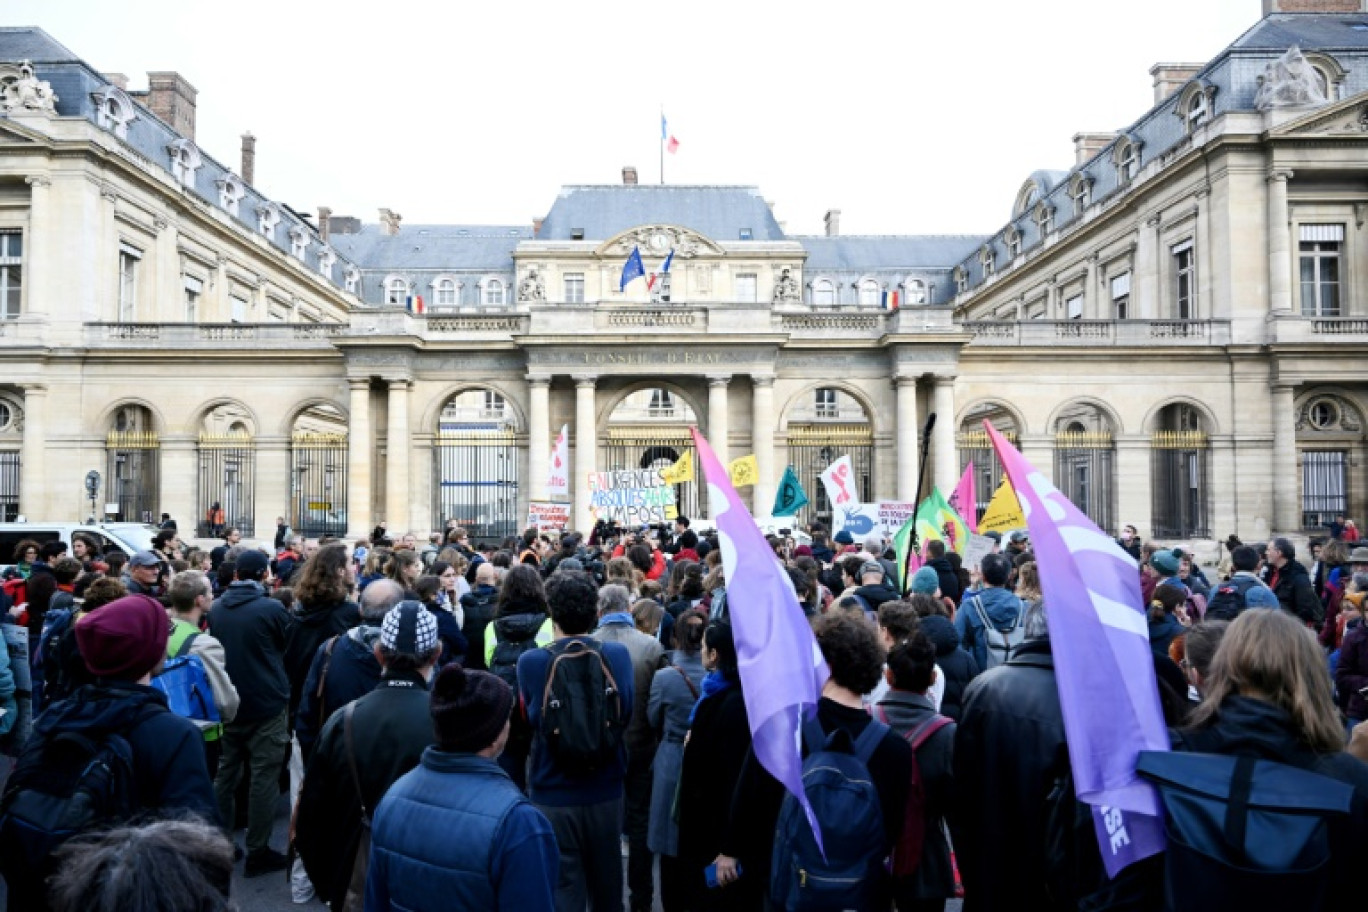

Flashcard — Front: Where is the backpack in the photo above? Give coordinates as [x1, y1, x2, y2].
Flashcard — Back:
[969, 595, 1025, 669]
[490, 634, 539, 692]
[770, 718, 889, 912]
[150, 625, 220, 728]
[1205, 577, 1261, 621]
[871, 705, 952, 878]
[1136, 749, 1354, 912]
[538, 639, 624, 777]
[0, 705, 153, 882]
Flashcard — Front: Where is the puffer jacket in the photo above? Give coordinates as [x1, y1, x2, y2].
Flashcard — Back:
[920, 614, 979, 721]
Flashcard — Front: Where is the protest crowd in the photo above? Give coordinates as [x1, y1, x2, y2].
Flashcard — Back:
[0, 434, 1367, 912]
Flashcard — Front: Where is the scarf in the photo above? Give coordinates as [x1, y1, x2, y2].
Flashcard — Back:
[599, 612, 633, 628]
[687, 670, 733, 725]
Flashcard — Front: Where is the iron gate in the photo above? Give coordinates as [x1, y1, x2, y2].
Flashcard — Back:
[958, 430, 1017, 527]
[788, 424, 873, 530]
[0, 450, 17, 521]
[1054, 431, 1115, 535]
[106, 431, 160, 524]
[432, 429, 519, 542]
[1151, 430, 1209, 538]
[1302, 449, 1347, 530]
[602, 426, 700, 525]
[197, 433, 256, 537]
[291, 432, 348, 538]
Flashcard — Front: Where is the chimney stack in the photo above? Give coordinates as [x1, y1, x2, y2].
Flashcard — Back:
[824, 209, 841, 237]
[1263, 0, 1365, 12]
[622, 166, 638, 185]
[379, 208, 403, 236]
[1149, 63, 1204, 105]
[1073, 132, 1118, 166]
[102, 73, 129, 91]
[240, 132, 256, 185]
[143, 71, 197, 140]
[317, 207, 332, 242]
[532, 217, 545, 235]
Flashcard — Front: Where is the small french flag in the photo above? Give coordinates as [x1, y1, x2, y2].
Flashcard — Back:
[406, 294, 425, 314]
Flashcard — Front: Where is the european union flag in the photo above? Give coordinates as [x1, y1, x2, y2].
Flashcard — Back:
[620, 246, 646, 291]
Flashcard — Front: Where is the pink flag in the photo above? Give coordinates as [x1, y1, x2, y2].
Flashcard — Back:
[666, 135, 679, 153]
[951, 462, 978, 533]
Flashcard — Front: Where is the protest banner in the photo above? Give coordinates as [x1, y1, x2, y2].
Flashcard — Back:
[819, 455, 857, 510]
[547, 424, 570, 496]
[979, 478, 1026, 533]
[876, 501, 917, 533]
[833, 502, 882, 539]
[588, 468, 677, 525]
[962, 532, 996, 570]
[527, 501, 571, 531]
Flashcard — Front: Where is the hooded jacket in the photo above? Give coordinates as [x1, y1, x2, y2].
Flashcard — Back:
[852, 581, 902, 614]
[459, 584, 500, 670]
[208, 581, 292, 723]
[295, 624, 383, 761]
[920, 614, 979, 721]
[1148, 612, 1185, 659]
[284, 598, 361, 718]
[954, 586, 1024, 671]
[926, 556, 963, 605]
[1269, 559, 1322, 626]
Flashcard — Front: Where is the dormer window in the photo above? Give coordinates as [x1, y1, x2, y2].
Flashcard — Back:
[904, 279, 926, 305]
[1069, 174, 1093, 217]
[1114, 136, 1141, 186]
[482, 278, 506, 305]
[91, 85, 138, 139]
[1176, 80, 1217, 134]
[256, 202, 281, 237]
[289, 225, 309, 260]
[166, 139, 201, 189]
[1005, 226, 1022, 260]
[979, 246, 995, 278]
[385, 276, 409, 305]
[317, 246, 336, 278]
[857, 278, 881, 308]
[344, 266, 360, 295]
[215, 174, 245, 217]
[1034, 202, 1055, 237]
[953, 267, 967, 295]
[812, 278, 836, 306]
[435, 277, 458, 307]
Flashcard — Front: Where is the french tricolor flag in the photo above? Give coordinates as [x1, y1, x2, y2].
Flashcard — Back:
[662, 114, 679, 154]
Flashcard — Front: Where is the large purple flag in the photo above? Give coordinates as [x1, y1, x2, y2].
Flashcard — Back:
[690, 426, 830, 851]
[984, 422, 1167, 877]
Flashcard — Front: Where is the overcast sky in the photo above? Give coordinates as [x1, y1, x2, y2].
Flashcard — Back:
[10, 0, 1258, 236]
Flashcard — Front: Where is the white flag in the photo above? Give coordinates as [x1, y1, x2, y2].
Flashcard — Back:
[547, 424, 570, 496]
[818, 454, 857, 510]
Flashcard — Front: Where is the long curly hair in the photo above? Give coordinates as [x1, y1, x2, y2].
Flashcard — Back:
[294, 542, 351, 606]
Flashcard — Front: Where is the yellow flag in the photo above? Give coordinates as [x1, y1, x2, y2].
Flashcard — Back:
[978, 477, 1026, 533]
[660, 451, 694, 484]
[728, 454, 759, 488]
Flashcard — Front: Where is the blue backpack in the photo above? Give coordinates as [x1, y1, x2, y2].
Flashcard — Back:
[150, 629, 220, 727]
[770, 717, 889, 912]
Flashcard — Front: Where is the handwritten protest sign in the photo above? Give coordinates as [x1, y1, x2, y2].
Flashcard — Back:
[588, 469, 677, 525]
[962, 532, 996, 570]
[528, 502, 571, 532]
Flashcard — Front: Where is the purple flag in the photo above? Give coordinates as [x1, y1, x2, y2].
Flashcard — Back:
[690, 426, 830, 852]
[984, 422, 1167, 877]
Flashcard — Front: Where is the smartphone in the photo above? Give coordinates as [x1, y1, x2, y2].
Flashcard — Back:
[704, 862, 743, 889]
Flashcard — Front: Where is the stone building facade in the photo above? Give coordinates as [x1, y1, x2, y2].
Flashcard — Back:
[3, 4, 1368, 546]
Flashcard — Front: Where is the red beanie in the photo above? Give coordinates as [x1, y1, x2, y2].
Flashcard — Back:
[75, 594, 169, 680]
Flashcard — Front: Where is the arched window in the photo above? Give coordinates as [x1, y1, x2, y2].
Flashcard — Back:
[1014, 181, 1041, 218]
[166, 139, 202, 189]
[256, 203, 280, 237]
[953, 267, 967, 296]
[812, 278, 836, 306]
[857, 279, 881, 308]
[435, 278, 458, 307]
[1034, 202, 1055, 237]
[1005, 226, 1022, 260]
[1054, 403, 1116, 533]
[1069, 174, 1093, 217]
[1114, 136, 1141, 186]
[288, 225, 309, 260]
[1151, 402, 1209, 538]
[484, 278, 505, 306]
[385, 277, 409, 306]
[215, 174, 245, 217]
[979, 246, 996, 278]
[91, 85, 138, 139]
[904, 279, 926, 305]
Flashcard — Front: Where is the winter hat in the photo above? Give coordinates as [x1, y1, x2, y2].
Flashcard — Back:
[833, 531, 854, 545]
[234, 549, 270, 580]
[910, 566, 940, 595]
[381, 601, 440, 657]
[75, 594, 169, 680]
[793, 545, 813, 558]
[1244, 585, 1281, 610]
[430, 663, 513, 753]
[1150, 550, 1180, 577]
[558, 557, 585, 573]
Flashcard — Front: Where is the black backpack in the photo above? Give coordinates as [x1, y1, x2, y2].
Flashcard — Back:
[1205, 577, 1261, 621]
[538, 639, 624, 777]
[0, 705, 153, 884]
[1137, 749, 1354, 912]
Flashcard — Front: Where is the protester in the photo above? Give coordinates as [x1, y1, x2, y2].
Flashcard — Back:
[1180, 619, 1229, 701]
[1206, 544, 1273, 620]
[1335, 589, 1368, 733]
[460, 561, 501, 670]
[365, 663, 559, 911]
[1265, 537, 1321, 626]
[39, 576, 126, 705]
[1148, 582, 1189, 658]
[0, 594, 219, 911]
[869, 599, 945, 711]
[208, 549, 294, 876]
[850, 558, 903, 616]
[296, 602, 440, 911]
[924, 539, 962, 605]
[913, 593, 980, 722]
[285, 543, 361, 720]
[1116, 522, 1142, 560]
[516, 570, 634, 912]
[386, 549, 423, 597]
[485, 563, 552, 789]
[166, 570, 240, 776]
[413, 574, 468, 665]
[593, 583, 665, 912]
[954, 552, 1023, 670]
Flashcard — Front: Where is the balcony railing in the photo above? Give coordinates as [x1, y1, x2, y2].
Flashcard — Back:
[963, 319, 1230, 347]
[86, 322, 347, 348]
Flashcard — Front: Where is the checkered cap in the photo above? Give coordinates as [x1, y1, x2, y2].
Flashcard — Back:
[380, 601, 440, 656]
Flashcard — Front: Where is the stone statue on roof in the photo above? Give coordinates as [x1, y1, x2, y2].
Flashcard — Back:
[2, 61, 59, 114]
[772, 267, 800, 304]
[1255, 46, 1328, 111]
[518, 268, 545, 303]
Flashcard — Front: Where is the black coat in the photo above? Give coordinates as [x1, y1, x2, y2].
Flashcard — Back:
[295, 626, 384, 761]
[296, 670, 434, 907]
[952, 638, 1157, 911]
[458, 585, 499, 670]
[927, 557, 963, 605]
[1172, 696, 1368, 906]
[1271, 559, 1322, 626]
[677, 682, 752, 874]
[920, 614, 979, 721]
[284, 598, 361, 718]
[209, 581, 292, 723]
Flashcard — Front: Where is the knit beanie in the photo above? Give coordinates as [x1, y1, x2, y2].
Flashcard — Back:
[910, 566, 941, 595]
[430, 663, 513, 753]
[75, 593, 169, 680]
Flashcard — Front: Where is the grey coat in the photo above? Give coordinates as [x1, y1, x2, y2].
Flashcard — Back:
[646, 649, 706, 856]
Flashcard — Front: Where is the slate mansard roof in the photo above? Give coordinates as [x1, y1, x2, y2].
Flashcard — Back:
[536, 185, 787, 243]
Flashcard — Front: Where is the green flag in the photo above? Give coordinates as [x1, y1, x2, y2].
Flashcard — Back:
[772, 465, 810, 517]
[892, 513, 920, 595]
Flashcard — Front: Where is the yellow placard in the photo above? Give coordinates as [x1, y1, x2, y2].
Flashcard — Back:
[728, 454, 759, 488]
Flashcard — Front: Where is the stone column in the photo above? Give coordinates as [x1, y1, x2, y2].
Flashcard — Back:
[1135, 213, 1160, 319]
[159, 436, 197, 533]
[385, 378, 411, 532]
[895, 376, 920, 501]
[932, 376, 957, 494]
[1084, 254, 1099, 319]
[346, 378, 372, 540]
[254, 436, 290, 543]
[527, 376, 551, 502]
[23, 177, 51, 322]
[1271, 381, 1298, 533]
[752, 375, 776, 517]
[1268, 170, 1294, 314]
[20, 385, 46, 519]
[574, 376, 597, 533]
[708, 376, 730, 464]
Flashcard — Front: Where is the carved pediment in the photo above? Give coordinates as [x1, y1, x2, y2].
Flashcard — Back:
[597, 225, 725, 259]
[1269, 92, 1368, 136]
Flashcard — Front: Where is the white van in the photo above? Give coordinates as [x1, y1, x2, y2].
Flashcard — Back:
[0, 522, 157, 570]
